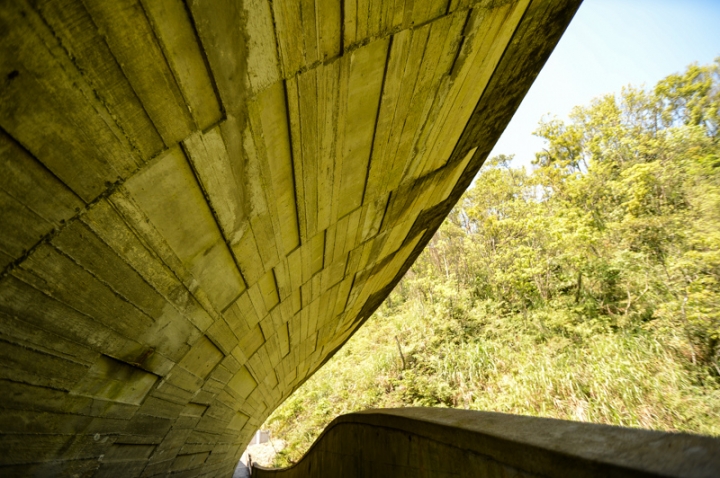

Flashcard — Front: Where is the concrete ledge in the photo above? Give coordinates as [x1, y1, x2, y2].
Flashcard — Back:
[252, 408, 720, 477]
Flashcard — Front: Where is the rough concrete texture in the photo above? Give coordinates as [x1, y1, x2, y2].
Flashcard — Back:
[0, 0, 581, 476]
[253, 408, 720, 478]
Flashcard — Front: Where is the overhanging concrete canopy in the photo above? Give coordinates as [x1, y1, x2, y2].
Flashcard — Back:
[0, 0, 580, 475]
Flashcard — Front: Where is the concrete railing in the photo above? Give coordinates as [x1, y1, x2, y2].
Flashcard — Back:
[252, 408, 720, 477]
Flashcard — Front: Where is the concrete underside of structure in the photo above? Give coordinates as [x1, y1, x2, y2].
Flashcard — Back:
[0, 0, 580, 476]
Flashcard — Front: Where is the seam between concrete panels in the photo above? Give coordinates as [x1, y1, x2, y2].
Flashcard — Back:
[179, 139, 250, 293]
[360, 34, 394, 208]
[180, 0, 227, 124]
[276, 3, 482, 83]
[0, 116, 236, 342]
[33, 0, 154, 165]
[76, 0, 168, 153]
[136, 0, 198, 132]
[281, 79, 304, 253]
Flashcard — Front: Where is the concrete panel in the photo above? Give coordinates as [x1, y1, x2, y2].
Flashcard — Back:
[0, 1, 140, 202]
[72, 355, 158, 405]
[124, 147, 245, 311]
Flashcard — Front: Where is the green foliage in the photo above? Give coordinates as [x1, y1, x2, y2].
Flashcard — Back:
[264, 60, 720, 467]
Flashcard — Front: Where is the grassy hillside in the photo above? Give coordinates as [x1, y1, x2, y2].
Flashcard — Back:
[263, 60, 720, 467]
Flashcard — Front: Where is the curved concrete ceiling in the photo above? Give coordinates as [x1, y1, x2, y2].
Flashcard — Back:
[0, 0, 580, 475]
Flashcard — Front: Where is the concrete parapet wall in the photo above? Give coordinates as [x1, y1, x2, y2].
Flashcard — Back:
[253, 408, 720, 478]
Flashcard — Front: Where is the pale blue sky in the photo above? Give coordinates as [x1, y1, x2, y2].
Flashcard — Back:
[490, 0, 720, 168]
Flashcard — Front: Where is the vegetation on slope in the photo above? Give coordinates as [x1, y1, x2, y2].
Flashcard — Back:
[264, 60, 720, 467]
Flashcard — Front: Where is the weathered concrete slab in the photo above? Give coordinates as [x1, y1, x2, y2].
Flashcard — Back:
[0, 0, 582, 475]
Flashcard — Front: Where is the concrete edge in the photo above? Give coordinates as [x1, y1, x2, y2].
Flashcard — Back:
[253, 408, 720, 478]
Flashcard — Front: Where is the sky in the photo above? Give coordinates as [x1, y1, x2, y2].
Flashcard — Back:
[489, 0, 720, 169]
